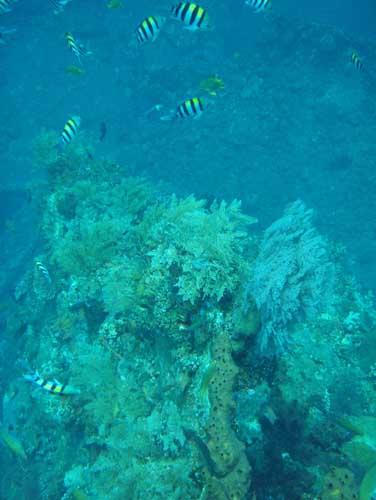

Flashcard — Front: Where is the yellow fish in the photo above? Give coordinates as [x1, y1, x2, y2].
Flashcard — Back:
[0, 427, 27, 460]
[199, 74, 224, 96]
[107, 0, 124, 8]
[65, 65, 85, 76]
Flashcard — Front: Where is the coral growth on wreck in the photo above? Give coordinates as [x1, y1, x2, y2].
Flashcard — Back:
[2, 134, 376, 500]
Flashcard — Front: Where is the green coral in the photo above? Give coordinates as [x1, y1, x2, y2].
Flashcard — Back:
[51, 214, 128, 277]
[139, 195, 255, 305]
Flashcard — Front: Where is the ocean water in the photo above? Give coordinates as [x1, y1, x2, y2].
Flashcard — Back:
[1, 1, 376, 499]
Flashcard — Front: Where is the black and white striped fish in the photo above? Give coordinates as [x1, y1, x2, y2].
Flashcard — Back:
[51, 0, 72, 15]
[176, 97, 204, 118]
[24, 371, 80, 396]
[59, 116, 81, 149]
[0, 0, 17, 14]
[35, 261, 52, 284]
[170, 2, 208, 30]
[351, 52, 363, 72]
[65, 32, 91, 63]
[245, 0, 271, 12]
[0, 26, 16, 45]
[136, 16, 165, 44]
[160, 97, 205, 121]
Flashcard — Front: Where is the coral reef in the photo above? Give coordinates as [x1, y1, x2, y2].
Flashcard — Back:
[2, 134, 376, 500]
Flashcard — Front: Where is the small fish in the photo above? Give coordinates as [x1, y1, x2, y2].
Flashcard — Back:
[59, 116, 81, 149]
[99, 122, 107, 141]
[176, 96, 204, 118]
[35, 261, 51, 284]
[0, 0, 16, 14]
[145, 103, 164, 118]
[136, 16, 165, 44]
[160, 97, 205, 121]
[24, 371, 80, 396]
[65, 64, 85, 76]
[107, 0, 124, 8]
[51, 0, 72, 15]
[0, 426, 27, 460]
[199, 363, 216, 401]
[245, 0, 272, 12]
[351, 51, 363, 72]
[65, 32, 91, 63]
[170, 2, 208, 31]
[199, 75, 224, 96]
[0, 26, 16, 44]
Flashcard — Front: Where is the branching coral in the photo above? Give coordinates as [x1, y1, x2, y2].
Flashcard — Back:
[51, 214, 128, 277]
[139, 195, 256, 305]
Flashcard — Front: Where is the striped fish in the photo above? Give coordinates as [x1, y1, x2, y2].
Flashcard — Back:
[35, 261, 51, 284]
[24, 371, 80, 396]
[59, 116, 81, 148]
[351, 52, 363, 72]
[245, 0, 271, 12]
[0, 0, 16, 14]
[0, 26, 16, 45]
[136, 16, 165, 44]
[176, 97, 204, 118]
[51, 0, 72, 14]
[65, 32, 90, 63]
[170, 2, 208, 30]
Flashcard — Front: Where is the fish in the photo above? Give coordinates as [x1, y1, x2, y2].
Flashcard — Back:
[136, 16, 165, 44]
[245, 0, 272, 12]
[145, 103, 164, 117]
[170, 2, 208, 31]
[0, 0, 16, 14]
[35, 261, 51, 284]
[65, 32, 91, 63]
[59, 116, 81, 149]
[176, 96, 204, 118]
[351, 51, 363, 72]
[51, 0, 72, 15]
[0, 426, 27, 460]
[65, 64, 85, 76]
[107, 0, 124, 8]
[160, 97, 205, 121]
[99, 122, 107, 141]
[24, 371, 80, 396]
[199, 75, 224, 96]
[0, 26, 16, 44]
[199, 363, 216, 401]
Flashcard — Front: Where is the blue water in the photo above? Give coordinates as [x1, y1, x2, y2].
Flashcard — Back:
[1, 1, 376, 499]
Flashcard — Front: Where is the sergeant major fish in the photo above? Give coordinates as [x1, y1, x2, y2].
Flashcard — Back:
[0, 26, 16, 45]
[35, 260, 51, 284]
[51, 0, 72, 15]
[161, 97, 205, 121]
[24, 371, 80, 396]
[59, 115, 81, 149]
[170, 2, 208, 30]
[65, 32, 91, 63]
[351, 51, 363, 72]
[176, 96, 204, 118]
[0, 0, 17, 14]
[136, 16, 165, 44]
[245, 0, 272, 12]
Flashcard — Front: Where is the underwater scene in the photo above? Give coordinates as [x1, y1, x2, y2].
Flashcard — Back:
[1, 0, 376, 499]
